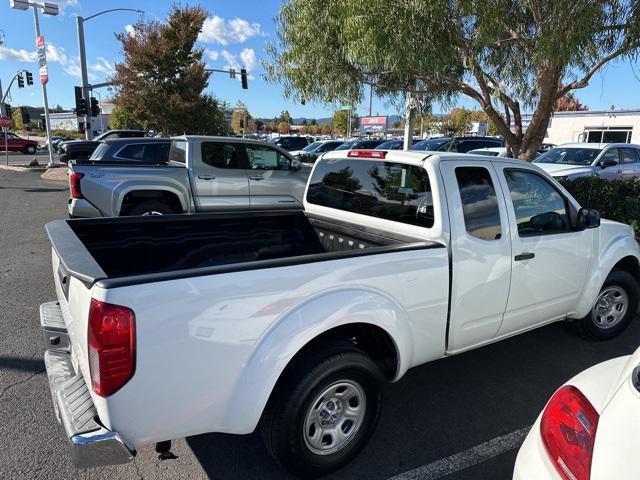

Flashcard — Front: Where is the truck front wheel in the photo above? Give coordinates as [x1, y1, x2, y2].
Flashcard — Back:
[261, 342, 384, 478]
[577, 269, 639, 340]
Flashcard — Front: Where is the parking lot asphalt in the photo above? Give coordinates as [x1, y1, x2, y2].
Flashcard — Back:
[1, 168, 639, 480]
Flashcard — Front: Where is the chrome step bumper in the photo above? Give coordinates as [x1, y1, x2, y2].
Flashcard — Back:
[41, 301, 135, 468]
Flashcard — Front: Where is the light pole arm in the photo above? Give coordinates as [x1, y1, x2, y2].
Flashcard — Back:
[83, 8, 143, 23]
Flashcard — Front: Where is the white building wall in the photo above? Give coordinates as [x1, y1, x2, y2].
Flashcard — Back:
[545, 110, 640, 145]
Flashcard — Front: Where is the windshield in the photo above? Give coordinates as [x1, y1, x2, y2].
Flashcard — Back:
[412, 138, 449, 151]
[334, 141, 354, 151]
[268, 138, 279, 144]
[302, 141, 322, 152]
[534, 147, 602, 166]
[89, 142, 110, 160]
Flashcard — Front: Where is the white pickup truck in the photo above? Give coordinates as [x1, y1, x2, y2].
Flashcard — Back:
[42, 149, 640, 478]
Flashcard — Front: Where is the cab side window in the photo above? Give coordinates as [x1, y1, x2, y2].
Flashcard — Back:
[504, 170, 569, 237]
[455, 167, 502, 240]
[245, 145, 291, 170]
[201, 142, 247, 169]
[600, 149, 619, 165]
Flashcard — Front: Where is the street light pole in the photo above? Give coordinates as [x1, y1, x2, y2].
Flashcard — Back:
[32, 6, 55, 166]
[75, 8, 143, 140]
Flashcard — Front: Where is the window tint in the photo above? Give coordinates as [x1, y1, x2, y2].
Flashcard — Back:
[307, 158, 434, 227]
[456, 167, 502, 240]
[620, 148, 637, 164]
[504, 170, 569, 237]
[89, 142, 109, 160]
[169, 141, 186, 164]
[600, 149, 619, 165]
[201, 142, 246, 169]
[117, 144, 145, 160]
[246, 144, 290, 170]
[143, 143, 171, 163]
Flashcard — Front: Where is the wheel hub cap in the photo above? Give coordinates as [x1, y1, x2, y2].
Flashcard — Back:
[591, 286, 628, 329]
[303, 380, 366, 456]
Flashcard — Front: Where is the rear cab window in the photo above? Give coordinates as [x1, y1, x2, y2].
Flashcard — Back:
[306, 158, 434, 228]
[169, 141, 187, 164]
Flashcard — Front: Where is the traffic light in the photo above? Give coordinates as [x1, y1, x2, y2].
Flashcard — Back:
[20, 106, 30, 124]
[25, 71, 33, 86]
[90, 97, 100, 117]
[240, 68, 248, 89]
[5, 104, 12, 119]
[74, 86, 87, 116]
[17, 73, 24, 88]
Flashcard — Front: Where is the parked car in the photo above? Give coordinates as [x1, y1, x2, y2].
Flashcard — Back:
[268, 135, 310, 151]
[334, 138, 387, 150]
[87, 138, 172, 164]
[67, 136, 309, 218]
[289, 139, 344, 163]
[58, 130, 148, 163]
[514, 345, 640, 480]
[42, 148, 639, 477]
[375, 139, 404, 150]
[468, 147, 509, 157]
[0, 131, 39, 154]
[534, 143, 640, 180]
[412, 136, 504, 153]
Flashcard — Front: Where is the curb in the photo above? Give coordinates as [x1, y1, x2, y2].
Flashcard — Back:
[0, 164, 47, 172]
[41, 168, 68, 181]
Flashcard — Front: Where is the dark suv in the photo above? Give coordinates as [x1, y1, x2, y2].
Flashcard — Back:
[58, 130, 148, 163]
[85, 138, 172, 164]
[412, 136, 504, 153]
[268, 136, 310, 151]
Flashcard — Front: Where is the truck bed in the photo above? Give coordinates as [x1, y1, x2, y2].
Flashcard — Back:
[47, 211, 438, 287]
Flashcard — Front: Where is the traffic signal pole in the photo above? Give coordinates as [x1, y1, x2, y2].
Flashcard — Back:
[76, 16, 92, 140]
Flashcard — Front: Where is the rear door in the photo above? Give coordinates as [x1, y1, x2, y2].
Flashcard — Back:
[244, 143, 302, 209]
[618, 147, 640, 178]
[440, 160, 512, 351]
[191, 140, 251, 211]
[598, 148, 623, 180]
[494, 164, 591, 335]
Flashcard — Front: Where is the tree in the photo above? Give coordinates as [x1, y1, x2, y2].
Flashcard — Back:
[320, 123, 331, 135]
[438, 108, 471, 136]
[278, 122, 290, 134]
[109, 105, 141, 130]
[11, 107, 23, 130]
[555, 88, 588, 112]
[309, 123, 320, 135]
[299, 125, 308, 134]
[268, 1, 640, 160]
[231, 102, 251, 135]
[111, 5, 227, 136]
[332, 110, 359, 136]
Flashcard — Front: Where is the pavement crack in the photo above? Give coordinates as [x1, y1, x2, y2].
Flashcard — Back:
[132, 457, 144, 480]
[0, 369, 45, 399]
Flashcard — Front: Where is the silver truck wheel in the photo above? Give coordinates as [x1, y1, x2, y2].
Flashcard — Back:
[591, 286, 629, 329]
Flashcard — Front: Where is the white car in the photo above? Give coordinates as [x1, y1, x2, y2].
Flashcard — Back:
[514, 346, 640, 480]
[534, 143, 640, 180]
[468, 147, 508, 157]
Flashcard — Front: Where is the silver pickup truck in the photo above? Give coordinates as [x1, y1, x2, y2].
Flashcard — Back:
[68, 136, 310, 217]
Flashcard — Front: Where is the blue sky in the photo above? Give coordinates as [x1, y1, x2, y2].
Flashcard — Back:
[1, 0, 640, 120]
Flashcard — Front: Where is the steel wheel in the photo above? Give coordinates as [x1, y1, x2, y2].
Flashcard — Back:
[591, 285, 629, 329]
[141, 211, 164, 216]
[303, 380, 367, 456]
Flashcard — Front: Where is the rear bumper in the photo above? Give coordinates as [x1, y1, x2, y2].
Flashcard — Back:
[41, 301, 135, 468]
[68, 198, 102, 218]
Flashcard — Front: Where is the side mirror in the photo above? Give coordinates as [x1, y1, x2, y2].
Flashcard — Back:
[575, 207, 600, 230]
[600, 159, 617, 169]
[291, 158, 302, 170]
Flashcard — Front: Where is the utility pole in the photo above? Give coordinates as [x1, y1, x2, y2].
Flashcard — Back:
[403, 93, 415, 150]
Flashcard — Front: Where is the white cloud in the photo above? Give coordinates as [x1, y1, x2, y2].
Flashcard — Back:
[239, 48, 257, 71]
[0, 45, 37, 62]
[58, 0, 79, 12]
[206, 49, 219, 61]
[91, 57, 115, 77]
[46, 44, 68, 65]
[198, 15, 263, 45]
[219, 48, 257, 81]
[124, 24, 136, 37]
[63, 63, 96, 81]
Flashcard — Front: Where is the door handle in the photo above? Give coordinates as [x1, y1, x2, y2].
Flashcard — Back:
[514, 252, 535, 261]
[249, 175, 264, 181]
[198, 175, 216, 180]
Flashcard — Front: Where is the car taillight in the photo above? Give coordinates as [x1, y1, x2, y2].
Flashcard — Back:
[88, 298, 135, 397]
[70, 172, 84, 199]
[540, 385, 599, 480]
[347, 149, 387, 159]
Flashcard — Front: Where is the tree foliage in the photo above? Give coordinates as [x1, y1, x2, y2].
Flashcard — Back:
[109, 105, 141, 130]
[11, 108, 23, 130]
[555, 89, 588, 111]
[111, 5, 227, 136]
[268, 0, 640, 159]
[332, 110, 360, 136]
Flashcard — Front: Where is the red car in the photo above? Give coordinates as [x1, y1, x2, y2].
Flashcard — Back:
[0, 131, 39, 154]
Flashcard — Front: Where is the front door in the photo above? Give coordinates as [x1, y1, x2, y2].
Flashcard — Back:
[494, 165, 591, 336]
[244, 143, 303, 209]
[193, 140, 251, 211]
[440, 161, 512, 351]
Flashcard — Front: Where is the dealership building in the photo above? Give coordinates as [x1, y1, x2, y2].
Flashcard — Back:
[528, 108, 640, 145]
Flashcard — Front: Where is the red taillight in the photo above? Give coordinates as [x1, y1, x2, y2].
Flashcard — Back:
[70, 172, 84, 199]
[88, 298, 135, 397]
[347, 149, 387, 159]
[540, 385, 599, 480]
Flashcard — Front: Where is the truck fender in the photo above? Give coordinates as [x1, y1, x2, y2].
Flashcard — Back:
[573, 233, 640, 319]
[112, 180, 190, 215]
[223, 288, 414, 434]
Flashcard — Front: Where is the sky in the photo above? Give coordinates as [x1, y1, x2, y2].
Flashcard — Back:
[1, 0, 640, 120]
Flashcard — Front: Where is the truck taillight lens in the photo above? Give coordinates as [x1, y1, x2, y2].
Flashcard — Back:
[88, 298, 135, 397]
[70, 172, 84, 199]
[347, 149, 387, 159]
[540, 385, 599, 480]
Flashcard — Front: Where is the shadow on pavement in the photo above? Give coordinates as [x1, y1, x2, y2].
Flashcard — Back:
[0, 356, 46, 373]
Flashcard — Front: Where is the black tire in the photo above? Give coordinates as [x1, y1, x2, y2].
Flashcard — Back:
[24, 145, 37, 154]
[261, 341, 384, 479]
[124, 200, 178, 216]
[576, 269, 639, 340]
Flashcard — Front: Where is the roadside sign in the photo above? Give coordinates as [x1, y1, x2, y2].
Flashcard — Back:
[339, 105, 353, 111]
[360, 116, 388, 133]
[0, 116, 11, 128]
[36, 35, 49, 85]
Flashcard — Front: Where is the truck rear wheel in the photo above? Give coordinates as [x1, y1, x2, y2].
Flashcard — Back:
[261, 341, 384, 478]
[124, 200, 178, 216]
[576, 269, 639, 340]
